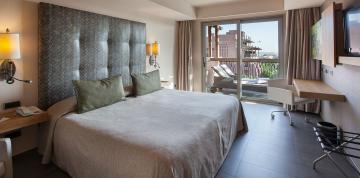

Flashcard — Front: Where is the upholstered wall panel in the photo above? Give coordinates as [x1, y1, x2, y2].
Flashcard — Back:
[38, 3, 146, 109]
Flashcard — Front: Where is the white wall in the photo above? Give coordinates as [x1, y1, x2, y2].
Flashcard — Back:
[0, 0, 177, 155]
[321, 0, 360, 170]
[146, 20, 176, 84]
[0, 0, 24, 111]
[0, 0, 39, 155]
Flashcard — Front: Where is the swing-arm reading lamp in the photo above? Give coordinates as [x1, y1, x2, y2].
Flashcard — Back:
[0, 28, 31, 84]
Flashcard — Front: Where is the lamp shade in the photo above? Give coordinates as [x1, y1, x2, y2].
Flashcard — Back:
[146, 43, 152, 56]
[0, 33, 21, 60]
[152, 41, 160, 56]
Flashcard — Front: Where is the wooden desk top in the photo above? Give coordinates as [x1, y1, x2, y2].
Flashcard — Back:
[293, 79, 346, 102]
[0, 111, 49, 134]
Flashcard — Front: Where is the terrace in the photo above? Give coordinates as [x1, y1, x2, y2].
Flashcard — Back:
[207, 57, 280, 99]
[205, 23, 280, 100]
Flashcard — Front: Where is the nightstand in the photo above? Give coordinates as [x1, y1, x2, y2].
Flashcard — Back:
[161, 80, 175, 89]
[0, 111, 49, 134]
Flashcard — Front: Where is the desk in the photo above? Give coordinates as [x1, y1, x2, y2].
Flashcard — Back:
[0, 111, 49, 134]
[293, 79, 346, 102]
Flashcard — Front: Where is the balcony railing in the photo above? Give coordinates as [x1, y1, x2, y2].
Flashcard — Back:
[210, 58, 280, 79]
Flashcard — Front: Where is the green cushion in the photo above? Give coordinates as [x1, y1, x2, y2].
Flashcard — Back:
[132, 70, 161, 96]
[73, 75, 126, 114]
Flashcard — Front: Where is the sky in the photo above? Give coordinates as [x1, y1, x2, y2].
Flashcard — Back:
[219, 21, 279, 54]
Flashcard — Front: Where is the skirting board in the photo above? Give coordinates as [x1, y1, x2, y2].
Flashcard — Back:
[339, 56, 360, 67]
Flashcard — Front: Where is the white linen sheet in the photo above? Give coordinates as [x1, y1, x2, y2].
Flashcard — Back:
[43, 89, 244, 178]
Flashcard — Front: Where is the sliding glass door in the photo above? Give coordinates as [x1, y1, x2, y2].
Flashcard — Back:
[202, 22, 241, 98]
[240, 19, 282, 100]
[202, 18, 282, 101]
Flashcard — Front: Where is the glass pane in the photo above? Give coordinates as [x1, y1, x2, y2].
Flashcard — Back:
[204, 24, 239, 97]
[240, 20, 280, 100]
[241, 21, 279, 59]
[218, 24, 238, 58]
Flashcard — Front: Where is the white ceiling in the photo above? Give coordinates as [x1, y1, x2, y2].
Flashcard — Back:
[188, 0, 327, 8]
[284, 0, 325, 10]
[27, 0, 329, 21]
[28, 0, 196, 21]
[185, 0, 248, 7]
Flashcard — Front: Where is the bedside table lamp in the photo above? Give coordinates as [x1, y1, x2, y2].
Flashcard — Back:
[0, 28, 31, 84]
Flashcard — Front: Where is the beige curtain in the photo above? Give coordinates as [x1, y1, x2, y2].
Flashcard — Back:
[176, 21, 193, 91]
[285, 7, 322, 113]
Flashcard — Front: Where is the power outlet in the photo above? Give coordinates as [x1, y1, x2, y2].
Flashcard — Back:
[3, 101, 21, 110]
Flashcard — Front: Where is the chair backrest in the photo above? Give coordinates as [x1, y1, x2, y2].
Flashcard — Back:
[267, 79, 295, 105]
[220, 64, 235, 77]
[212, 65, 232, 79]
[0, 138, 12, 178]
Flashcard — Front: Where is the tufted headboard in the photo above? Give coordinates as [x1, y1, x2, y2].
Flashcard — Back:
[38, 3, 146, 110]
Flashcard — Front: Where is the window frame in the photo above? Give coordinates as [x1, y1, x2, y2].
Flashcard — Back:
[200, 14, 288, 82]
[200, 15, 285, 97]
[239, 17, 285, 78]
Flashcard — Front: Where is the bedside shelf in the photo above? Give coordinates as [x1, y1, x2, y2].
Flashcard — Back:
[339, 56, 360, 67]
[0, 112, 49, 134]
[293, 79, 346, 102]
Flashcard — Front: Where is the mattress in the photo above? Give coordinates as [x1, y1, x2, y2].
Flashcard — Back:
[43, 89, 245, 178]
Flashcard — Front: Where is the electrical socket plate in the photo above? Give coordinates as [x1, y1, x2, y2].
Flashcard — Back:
[3, 101, 21, 110]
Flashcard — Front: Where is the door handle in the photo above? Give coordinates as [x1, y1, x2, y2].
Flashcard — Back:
[202, 57, 206, 68]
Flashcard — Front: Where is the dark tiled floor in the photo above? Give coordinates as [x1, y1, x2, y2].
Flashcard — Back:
[13, 102, 358, 178]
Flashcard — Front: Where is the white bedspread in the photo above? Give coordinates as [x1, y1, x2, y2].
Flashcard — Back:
[43, 89, 244, 178]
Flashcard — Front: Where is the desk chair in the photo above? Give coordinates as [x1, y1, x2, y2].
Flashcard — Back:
[0, 138, 12, 178]
[267, 79, 315, 126]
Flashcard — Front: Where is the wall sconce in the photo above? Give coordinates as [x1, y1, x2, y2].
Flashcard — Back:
[146, 43, 154, 66]
[146, 41, 160, 68]
[0, 28, 31, 84]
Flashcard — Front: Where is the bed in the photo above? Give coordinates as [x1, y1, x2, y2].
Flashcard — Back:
[37, 3, 247, 178]
[42, 89, 244, 178]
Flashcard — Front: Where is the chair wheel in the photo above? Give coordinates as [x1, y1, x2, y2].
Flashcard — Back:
[290, 122, 294, 126]
[271, 114, 275, 119]
[283, 112, 287, 116]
